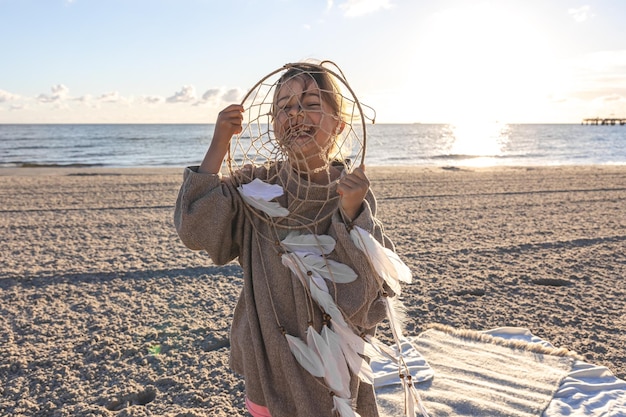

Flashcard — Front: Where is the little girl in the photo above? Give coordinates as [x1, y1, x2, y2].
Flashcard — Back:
[175, 62, 398, 417]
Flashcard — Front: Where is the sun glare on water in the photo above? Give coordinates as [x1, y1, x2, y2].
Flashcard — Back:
[442, 121, 511, 167]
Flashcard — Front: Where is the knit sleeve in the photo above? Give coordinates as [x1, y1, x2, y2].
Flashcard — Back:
[327, 192, 391, 330]
[174, 166, 243, 265]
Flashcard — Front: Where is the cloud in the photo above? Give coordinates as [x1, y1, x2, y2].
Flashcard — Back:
[599, 94, 625, 102]
[10, 103, 28, 111]
[142, 95, 164, 105]
[70, 94, 103, 109]
[570, 50, 626, 97]
[0, 89, 21, 102]
[194, 87, 243, 106]
[548, 95, 573, 104]
[166, 85, 197, 103]
[73, 94, 92, 103]
[339, 0, 393, 17]
[37, 84, 69, 103]
[222, 88, 243, 103]
[568, 5, 591, 22]
[201, 88, 221, 101]
[97, 91, 123, 103]
[589, 94, 626, 115]
[38, 95, 57, 103]
[53, 85, 69, 95]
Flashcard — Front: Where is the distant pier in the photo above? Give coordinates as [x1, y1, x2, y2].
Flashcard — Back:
[582, 118, 626, 125]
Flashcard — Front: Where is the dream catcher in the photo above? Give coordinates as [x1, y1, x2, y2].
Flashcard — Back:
[228, 61, 429, 417]
[228, 60, 368, 229]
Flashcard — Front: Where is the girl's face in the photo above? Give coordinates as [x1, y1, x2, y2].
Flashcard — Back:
[273, 75, 341, 172]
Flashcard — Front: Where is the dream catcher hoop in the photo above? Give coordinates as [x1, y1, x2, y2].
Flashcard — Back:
[227, 60, 374, 231]
[229, 60, 370, 173]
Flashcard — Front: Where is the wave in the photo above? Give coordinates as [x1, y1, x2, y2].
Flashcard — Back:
[3, 162, 106, 168]
[428, 153, 537, 160]
[430, 154, 498, 160]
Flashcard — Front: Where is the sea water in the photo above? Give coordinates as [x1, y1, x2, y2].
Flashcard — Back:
[0, 123, 624, 168]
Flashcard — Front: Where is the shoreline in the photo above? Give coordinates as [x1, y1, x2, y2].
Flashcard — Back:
[1, 164, 625, 416]
[2, 162, 625, 175]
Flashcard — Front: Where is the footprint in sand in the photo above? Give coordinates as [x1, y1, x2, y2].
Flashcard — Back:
[454, 288, 486, 297]
[532, 278, 572, 287]
[104, 386, 157, 412]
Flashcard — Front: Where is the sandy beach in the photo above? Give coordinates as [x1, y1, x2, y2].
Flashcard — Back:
[1, 165, 625, 417]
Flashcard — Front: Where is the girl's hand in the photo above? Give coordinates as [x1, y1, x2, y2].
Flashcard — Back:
[198, 104, 244, 174]
[213, 104, 244, 143]
[337, 164, 370, 222]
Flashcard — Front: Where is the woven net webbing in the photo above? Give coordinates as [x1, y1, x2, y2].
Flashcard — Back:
[227, 61, 372, 230]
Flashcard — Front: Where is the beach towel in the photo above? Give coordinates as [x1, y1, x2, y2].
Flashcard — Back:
[374, 326, 626, 416]
[375, 325, 576, 417]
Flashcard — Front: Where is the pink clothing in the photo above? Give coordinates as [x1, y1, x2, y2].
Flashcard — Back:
[246, 396, 272, 417]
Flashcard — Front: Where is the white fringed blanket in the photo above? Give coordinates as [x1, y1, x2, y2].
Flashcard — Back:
[375, 326, 626, 416]
[375, 325, 577, 417]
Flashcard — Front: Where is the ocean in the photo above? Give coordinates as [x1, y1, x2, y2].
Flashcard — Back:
[1, 123, 625, 168]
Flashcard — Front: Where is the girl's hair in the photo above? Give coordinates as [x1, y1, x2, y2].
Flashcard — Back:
[271, 62, 348, 161]
[271, 62, 345, 120]
[229, 60, 369, 181]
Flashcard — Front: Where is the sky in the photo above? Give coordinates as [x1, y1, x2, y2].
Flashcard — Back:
[1, 0, 626, 124]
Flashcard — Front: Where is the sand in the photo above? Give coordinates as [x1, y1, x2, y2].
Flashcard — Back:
[1, 165, 625, 417]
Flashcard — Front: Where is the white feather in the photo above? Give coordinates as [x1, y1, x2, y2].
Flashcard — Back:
[389, 251, 412, 284]
[384, 296, 406, 344]
[363, 334, 400, 364]
[281, 253, 347, 332]
[285, 334, 324, 378]
[239, 193, 289, 217]
[281, 253, 308, 287]
[281, 231, 336, 255]
[237, 178, 289, 217]
[308, 326, 351, 399]
[309, 273, 329, 293]
[309, 280, 347, 327]
[321, 325, 352, 388]
[282, 253, 348, 327]
[239, 178, 284, 199]
[332, 320, 381, 360]
[326, 323, 375, 385]
[349, 226, 412, 294]
[297, 252, 358, 284]
[333, 396, 361, 417]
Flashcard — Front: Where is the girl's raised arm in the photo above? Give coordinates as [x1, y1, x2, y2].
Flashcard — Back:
[198, 104, 244, 174]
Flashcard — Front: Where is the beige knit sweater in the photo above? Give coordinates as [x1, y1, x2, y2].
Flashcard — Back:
[174, 163, 392, 417]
